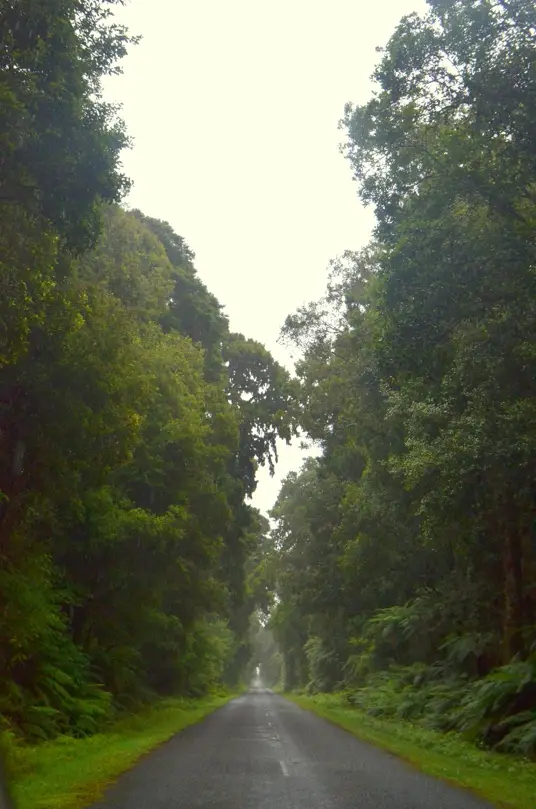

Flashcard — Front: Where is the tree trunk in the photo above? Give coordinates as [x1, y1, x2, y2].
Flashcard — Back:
[0, 384, 25, 553]
[503, 515, 524, 661]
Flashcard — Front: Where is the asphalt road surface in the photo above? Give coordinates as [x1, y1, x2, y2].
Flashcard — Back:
[92, 689, 492, 809]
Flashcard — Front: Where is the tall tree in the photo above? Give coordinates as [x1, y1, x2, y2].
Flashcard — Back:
[269, 0, 536, 754]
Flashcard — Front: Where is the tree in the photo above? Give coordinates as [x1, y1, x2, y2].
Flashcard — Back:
[1, 2, 296, 742]
[0, 204, 296, 735]
[0, 0, 136, 549]
[269, 0, 536, 753]
[224, 333, 296, 496]
[341, 0, 536, 660]
[0, 0, 134, 251]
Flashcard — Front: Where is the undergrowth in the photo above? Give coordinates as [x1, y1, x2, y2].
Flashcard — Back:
[289, 692, 536, 809]
[340, 654, 536, 757]
[1, 691, 234, 809]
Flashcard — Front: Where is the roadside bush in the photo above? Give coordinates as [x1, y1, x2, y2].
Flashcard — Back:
[344, 651, 536, 756]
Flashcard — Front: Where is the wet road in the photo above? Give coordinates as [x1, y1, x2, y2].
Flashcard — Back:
[92, 689, 491, 808]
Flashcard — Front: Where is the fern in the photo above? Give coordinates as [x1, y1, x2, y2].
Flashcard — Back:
[498, 714, 536, 755]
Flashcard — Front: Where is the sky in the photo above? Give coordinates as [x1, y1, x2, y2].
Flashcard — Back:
[103, 0, 427, 516]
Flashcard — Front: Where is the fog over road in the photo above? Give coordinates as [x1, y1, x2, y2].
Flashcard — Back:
[92, 689, 491, 809]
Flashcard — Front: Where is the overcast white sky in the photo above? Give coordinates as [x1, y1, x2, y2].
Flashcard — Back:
[104, 0, 427, 516]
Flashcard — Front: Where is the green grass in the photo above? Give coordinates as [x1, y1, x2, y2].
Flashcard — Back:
[8, 693, 235, 809]
[287, 693, 536, 809]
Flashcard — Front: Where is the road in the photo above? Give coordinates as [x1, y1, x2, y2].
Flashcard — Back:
[92, 689, 491, 809]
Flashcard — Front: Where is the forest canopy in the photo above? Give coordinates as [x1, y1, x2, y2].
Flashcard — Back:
[2, 0, 536, 766]
[261, 0, 536, 758]
[0, 0, 294, 741]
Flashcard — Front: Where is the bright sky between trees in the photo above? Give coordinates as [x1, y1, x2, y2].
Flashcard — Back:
[104, 0, 427, 516]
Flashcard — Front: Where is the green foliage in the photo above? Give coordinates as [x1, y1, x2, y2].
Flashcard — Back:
[290, 692, 536, 809]
[0, 0, 134, 251]
[303, 636, 342, 694]
[7, 694, 235, 809]
[0, 194, 292, 739]
[179, 619, 236, 696]
[270, 0, 536, 766]
[224, 333, 296, 496]
[0, 2, 294, 740]
[341, 651, 536, 756]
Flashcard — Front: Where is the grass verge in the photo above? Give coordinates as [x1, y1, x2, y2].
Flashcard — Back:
[287, 692, 536, 809]
[9, 693, 235, 809]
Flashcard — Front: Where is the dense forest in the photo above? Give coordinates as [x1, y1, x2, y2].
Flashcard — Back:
[2, 0, 536, 768]
[0, 0, 293, 742]
[258, 0, 536, 758]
